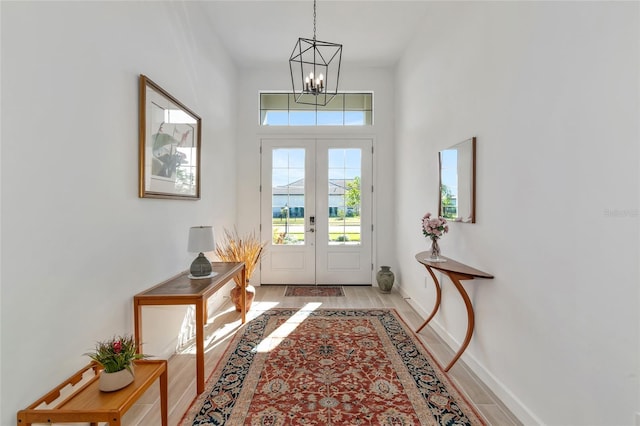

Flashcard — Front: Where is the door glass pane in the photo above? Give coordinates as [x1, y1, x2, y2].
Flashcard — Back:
[328, 148, 361, 245]
[272, 149, 305, 245]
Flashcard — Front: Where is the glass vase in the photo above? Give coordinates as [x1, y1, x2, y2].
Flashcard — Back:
[430, 238, 442, 261]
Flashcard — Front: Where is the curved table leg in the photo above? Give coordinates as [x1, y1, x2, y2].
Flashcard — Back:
[444, 272, 475, 372]
[416, 265, 442, 333]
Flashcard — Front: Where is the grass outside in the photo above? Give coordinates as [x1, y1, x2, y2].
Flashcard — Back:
[273, 217, 361, 226]
[273, 233, 361, 243]
[272, 216, 362, 243]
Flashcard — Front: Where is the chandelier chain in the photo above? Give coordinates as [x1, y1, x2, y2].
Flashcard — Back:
[290, 0, 341, 106]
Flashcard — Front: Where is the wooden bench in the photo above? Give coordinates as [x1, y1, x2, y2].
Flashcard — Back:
[17, 359, 167, 426]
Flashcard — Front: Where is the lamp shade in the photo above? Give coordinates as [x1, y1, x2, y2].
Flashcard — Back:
[188, 226, 215, 253]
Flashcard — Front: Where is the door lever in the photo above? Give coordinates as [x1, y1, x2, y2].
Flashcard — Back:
[307, 228, 315, 233]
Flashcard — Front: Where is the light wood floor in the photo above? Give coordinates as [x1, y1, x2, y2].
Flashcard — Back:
[123, 285, 522, 425]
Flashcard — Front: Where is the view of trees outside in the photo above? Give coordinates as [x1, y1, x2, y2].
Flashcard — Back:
[328, 148, 361, 245]
[271, 148, 305, 245]
[271, 148, 362, 245]
[440, 149, 458, 219]
[441, 184, 456, 218]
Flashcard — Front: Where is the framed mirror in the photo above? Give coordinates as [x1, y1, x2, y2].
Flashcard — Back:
[438, 137, 476, 223]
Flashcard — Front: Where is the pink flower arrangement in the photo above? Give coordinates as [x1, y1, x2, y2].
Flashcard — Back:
[421, 212, 449, 240]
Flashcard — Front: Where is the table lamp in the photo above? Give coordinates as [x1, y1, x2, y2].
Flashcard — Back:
[187, 226, 217, 279]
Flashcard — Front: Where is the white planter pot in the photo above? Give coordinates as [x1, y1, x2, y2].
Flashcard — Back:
[99, 367, 134, 392]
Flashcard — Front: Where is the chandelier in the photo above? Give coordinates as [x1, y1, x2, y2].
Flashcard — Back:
[289, 0, 342, 106]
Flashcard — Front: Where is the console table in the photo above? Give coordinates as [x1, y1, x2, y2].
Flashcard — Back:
[134, 262, 245, 394]
[415, 252, 493, 372]
[17, 359, 167, 426]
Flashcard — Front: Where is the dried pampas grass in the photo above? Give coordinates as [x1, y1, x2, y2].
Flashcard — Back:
[215, 228, 266, 287]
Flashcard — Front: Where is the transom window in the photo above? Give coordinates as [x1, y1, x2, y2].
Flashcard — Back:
[260, 93, 373, 126]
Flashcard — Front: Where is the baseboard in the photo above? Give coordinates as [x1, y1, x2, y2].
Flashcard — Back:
[399, 287, 543, 426]
[156, 339, 180, 360]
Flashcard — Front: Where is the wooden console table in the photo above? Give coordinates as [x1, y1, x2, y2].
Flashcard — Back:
[415, 252, 493, 372]
[134, 262, 245, 395]
[17, 359, 167, 426]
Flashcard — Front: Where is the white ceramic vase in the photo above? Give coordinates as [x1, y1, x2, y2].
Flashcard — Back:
[99, 367, 134, 392]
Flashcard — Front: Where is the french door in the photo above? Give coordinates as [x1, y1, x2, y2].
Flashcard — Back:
[260, 138, 373, 285]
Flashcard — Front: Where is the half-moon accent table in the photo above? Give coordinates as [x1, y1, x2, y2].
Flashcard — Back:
[415, 252, 493, 372]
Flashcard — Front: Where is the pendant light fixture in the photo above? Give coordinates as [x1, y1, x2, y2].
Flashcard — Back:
[289, 0, 342, 106]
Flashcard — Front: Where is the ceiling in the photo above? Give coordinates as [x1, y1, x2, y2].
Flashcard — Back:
[198, 1, 433, 67]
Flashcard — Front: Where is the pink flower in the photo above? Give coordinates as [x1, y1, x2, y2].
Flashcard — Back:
[113, 340, 122, 354]
[421, 212, 449, 240]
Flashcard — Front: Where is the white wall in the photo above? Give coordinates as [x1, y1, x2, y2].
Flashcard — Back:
[2, 2, 638, 424]
[395, 2, 639, 425]
[235, 65, 397, 285]
[0, 2, 237, 423]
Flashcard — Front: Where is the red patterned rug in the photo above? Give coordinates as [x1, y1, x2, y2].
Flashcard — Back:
[284, 286, 345, 297]
[181, 309, 486, 426]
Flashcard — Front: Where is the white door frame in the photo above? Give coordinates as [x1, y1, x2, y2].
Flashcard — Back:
[259, 137, 374, 285]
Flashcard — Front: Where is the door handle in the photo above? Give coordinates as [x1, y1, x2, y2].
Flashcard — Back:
[307, 228, 315, 232]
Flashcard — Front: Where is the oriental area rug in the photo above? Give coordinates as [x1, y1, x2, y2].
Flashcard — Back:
[181, 309, 486, 426]
[284, 285, 345, 297]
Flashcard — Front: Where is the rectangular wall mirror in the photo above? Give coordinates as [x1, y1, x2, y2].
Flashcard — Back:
[438, 137, 476, 223]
